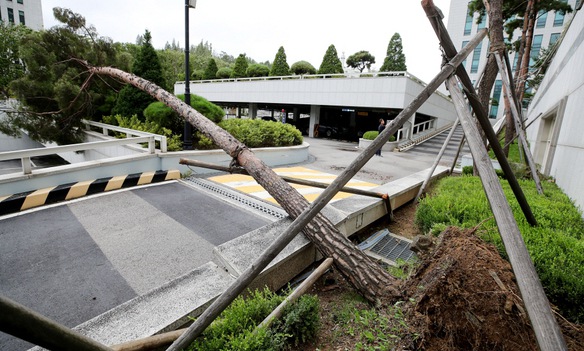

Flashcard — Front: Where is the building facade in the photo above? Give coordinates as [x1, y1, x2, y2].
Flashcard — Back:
[446, 0, 578, 119]
[0, 0, 43, 30]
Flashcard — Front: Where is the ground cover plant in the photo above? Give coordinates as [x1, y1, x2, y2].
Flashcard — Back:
[187, 288, 319, 350]
[415, 175, 584, 323]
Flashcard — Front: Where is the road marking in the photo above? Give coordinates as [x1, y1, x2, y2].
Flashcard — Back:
[208, 166, 379, 204]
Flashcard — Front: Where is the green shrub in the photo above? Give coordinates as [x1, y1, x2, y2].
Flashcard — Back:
[362, 130, 396, 142]
[195, 119, 303, 149]
[102, 114, 183, 151]
[247, 64, 270, 78]
[187, 288, 319, 351]
[415, 175, 584, 322]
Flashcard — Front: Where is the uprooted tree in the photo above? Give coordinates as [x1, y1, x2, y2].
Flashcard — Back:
[83, 64, 402, 305]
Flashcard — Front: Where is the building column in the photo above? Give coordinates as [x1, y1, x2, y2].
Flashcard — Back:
[248, 103, 257, 119]
[309, 105, 321, 138]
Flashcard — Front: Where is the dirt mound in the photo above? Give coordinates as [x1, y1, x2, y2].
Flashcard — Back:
[399, 227, 583, 351]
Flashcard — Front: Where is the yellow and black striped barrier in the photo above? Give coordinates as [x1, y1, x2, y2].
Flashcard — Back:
[0, 170, 180, 216]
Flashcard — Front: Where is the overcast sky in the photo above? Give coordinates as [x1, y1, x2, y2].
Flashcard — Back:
[41, 0, 452, 84]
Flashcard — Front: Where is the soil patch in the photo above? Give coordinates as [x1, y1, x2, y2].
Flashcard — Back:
[298, 215, 584, 350]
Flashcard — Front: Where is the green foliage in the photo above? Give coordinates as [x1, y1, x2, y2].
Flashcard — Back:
[386, 258, 418, 280]
[380, 33, 407, 72]
[158, 48, 185, 91]
[102, 114, 182, 151]
[112, 30, 163, 120]
[318, 44, 344, 75]
[346, 50, 376, 73]
[247, 64, 270, 77]
[210, 119, 303, 149]
[231, 53, 249, 78]
[290, 61, 317, 75]
[4, 8, 120, 144]
[203, 57, 218, 80]
[415, 176, 584, 322]
[362, 131, 395, 142]
[468, 0, 572, 52]
[187, 288, 319, 351]
[0, 23, 31, 98]
[270, 46, 290, 77]
[216, 67, 233, 79]
[331, 292, 413, 350]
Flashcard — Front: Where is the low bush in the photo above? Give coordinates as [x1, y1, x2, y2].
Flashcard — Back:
[187, 288, 319, 350]
[362, 130, 396, 142]
[195, 119, 303, 149]
[101, 114, 182, 151]
[415, 175, 584, 322]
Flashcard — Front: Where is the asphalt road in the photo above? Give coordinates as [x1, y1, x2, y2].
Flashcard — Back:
[0, 181, 271, 351]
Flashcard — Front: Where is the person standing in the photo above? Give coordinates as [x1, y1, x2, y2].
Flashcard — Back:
[375, 118, 385, 156]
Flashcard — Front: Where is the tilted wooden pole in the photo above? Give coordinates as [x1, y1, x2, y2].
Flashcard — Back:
[0, 295, 113, 351]
[165, 29, 486, 351]
[449, 134, 467, 174]
[415, 118, 459, 201]
[446, 75, 567, 351]
[493, 50, 544, 194]
[422, 0, 537, 226]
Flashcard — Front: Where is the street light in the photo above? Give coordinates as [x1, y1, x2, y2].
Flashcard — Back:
[183, 0, 196, 150]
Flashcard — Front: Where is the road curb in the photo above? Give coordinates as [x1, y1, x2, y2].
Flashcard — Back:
[0, 169, 180, 216]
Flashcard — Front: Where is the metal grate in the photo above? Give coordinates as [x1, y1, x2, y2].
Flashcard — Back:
[182, 177, 287, 220]
[358, 229, 417, 265]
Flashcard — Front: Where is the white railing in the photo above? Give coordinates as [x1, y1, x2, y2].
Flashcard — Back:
[0, 136, 157, 175]
[175, 71, 410, 85]
[412, 120, 436, 135]
[83, 120, 168, 153]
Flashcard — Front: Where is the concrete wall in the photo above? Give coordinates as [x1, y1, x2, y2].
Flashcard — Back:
[525, 8, 584, 213]
[174, 74, 456, 123]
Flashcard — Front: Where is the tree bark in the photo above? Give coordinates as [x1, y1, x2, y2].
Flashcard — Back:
[88, 65, 400, 304]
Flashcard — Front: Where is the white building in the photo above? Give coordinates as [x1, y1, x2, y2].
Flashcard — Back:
[0, 0, 43, 30]
[524, 5, 584, 213]
[446, 0, 578, 119]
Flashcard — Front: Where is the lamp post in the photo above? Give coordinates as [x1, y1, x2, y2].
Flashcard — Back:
[183, 0, 196, 150]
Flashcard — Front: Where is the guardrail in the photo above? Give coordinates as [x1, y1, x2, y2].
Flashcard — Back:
[83, 120, 168, 153]
[0, 136, 158, 175]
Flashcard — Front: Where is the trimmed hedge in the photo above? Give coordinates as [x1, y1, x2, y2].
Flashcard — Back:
[195, 119, 303, 149]
[415, 175, 584, 323]
[362, 130, 396, 142]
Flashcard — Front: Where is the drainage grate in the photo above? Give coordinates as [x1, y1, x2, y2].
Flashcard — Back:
[358, 229, 417, 265]
[182, 177, 287, 220]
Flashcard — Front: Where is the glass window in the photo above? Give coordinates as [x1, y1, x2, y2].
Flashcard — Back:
[477, 15, 487, 31]
[489, 80, 502, 119]
[536, 10, 548, 28]
[8, 8, 14, 23]
[18, 10, 24, 25]
[464, 7, 473, 35]
[17, 0, 24, 4]
[470, 41, 482, 74]
[461, 41, 469, 68]
[530, 34, 543, 67]
[513, 53, 519, 71]
[554, 0, 567, 27]
[549, 33, 561, 45]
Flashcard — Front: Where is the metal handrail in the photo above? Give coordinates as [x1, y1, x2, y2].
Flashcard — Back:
[0, 136, 155, 175]
[83, 120, 168, 153]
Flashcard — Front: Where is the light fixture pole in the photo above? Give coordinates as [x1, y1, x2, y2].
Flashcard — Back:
[183, 0, 196, 150]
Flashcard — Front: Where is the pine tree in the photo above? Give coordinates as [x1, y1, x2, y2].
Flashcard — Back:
[269, 46, 290, 76]
[231, 54, 248, 78]
[346, 51, 376, 73]
[203, 58, 218, 80]
[113, 30, 163, 120]
[380, 33, 407, 72]
[317, 44, 344, 75]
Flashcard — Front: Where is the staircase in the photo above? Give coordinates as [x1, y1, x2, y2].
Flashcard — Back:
[400, 124, 471, 167]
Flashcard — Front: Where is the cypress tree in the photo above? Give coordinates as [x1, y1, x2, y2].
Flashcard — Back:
[380, 33, 407, 72]
[203, 58, 218, 80]
[113, 30, 163, 119]
[231, 54, 248, 78]
[317, 44, 344, 74]
[269, 46, 290, 76]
